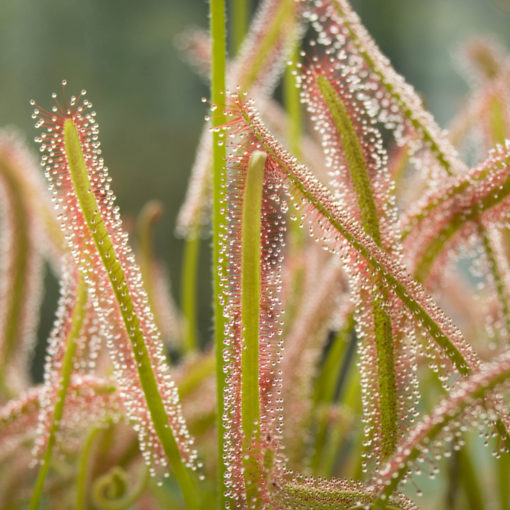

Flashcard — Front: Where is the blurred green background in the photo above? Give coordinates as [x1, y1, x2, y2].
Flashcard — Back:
[0, 0, 509, 373]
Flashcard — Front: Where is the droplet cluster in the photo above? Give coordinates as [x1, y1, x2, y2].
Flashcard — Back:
[298, 36, 422, 465]
[223, 93, 488, 436]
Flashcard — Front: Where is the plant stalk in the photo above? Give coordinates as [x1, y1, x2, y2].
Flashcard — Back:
[210, 0, 228, 505]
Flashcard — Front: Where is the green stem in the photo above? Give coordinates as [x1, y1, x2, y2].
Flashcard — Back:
[136, 200, 168, 345]
[76, 425, 103, 510]
[63, 119, 198, 509]
[230, 0, 249, 56]
[30, 275, 88, 510]
[241, 151, 266, 505]
[181, 228, 200, 354]
[311, 314, 355, 473]
[210, 0, 228, 505]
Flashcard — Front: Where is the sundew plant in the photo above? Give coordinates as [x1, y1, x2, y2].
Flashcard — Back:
[2, 0, 510, 508]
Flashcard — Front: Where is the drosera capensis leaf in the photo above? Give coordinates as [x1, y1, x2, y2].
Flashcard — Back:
[0, 375, 120, 462]
[0, 131, 47, 393]
[308, 70, 401, 461]
[223, 140, 287, 506]
[314, 74, 382, 244]
[32, 85, 199, 508]
[177, 0, 300, 238]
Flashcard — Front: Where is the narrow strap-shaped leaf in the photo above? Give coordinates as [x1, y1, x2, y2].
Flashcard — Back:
[0, 375, 119, 461]
[304, 0, 465, 175]
[315, 73, 398, 459]
[315, 75, 382, 244]
[0, 132, 46, 392]
[241, 151, 266, 505]
[33, 89, 198, 508]
[222, 143, 286, 505]
[402, 144, 510, 281]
